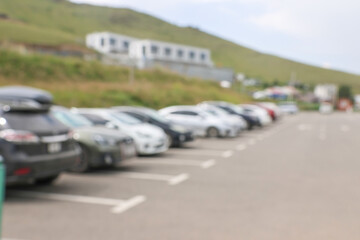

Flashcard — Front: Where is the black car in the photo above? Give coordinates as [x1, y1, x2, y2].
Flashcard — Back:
[112, 106, 194, 147]
[0, 86, 80, 184]
[202, 101, 260, 130]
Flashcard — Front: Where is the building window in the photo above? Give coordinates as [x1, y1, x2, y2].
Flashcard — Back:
[164, 48, 172, 56]
[200, 53, 207, 61]
[177, 49, 184, 58]
[142, 46, 146, 57]
[100, 38, 105, 47]
[110, 38, 116, 46]
[151, 45, 158, 54]
[189, 51, 195, 60]
[123, 41, 129, 49]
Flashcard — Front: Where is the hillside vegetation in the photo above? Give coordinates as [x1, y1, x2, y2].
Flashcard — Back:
[0, 50, 248, 108]
[0, 0, 359, 88]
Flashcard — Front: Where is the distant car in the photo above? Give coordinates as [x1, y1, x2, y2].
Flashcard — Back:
[201, 101, 259, 130]
[278, 101, 299, 114]
[254, 103, 275, 121]
[257, 102, 282, 120]
[0, 86, 80, 185]
[52, 106, 136, 172]
[159, 105, 235, 138]
[239, 104, 272, 127]
[319, 102, 333, 114]
[197, 103, 246, 135]
[72, 108, 169, 155]
[112, 106, 194, 147]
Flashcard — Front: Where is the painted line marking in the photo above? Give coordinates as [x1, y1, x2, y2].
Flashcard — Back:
[133, 159, 216, 169]
[121, 172, 189, 185]
[248, 139, 256, 145]
[165, 151, 222, 157]
[222, 150, 234, 158]
[201, 159, 216, 169]
[236, 144, 247, 151]
[168, 173, 189, 185]
[111, 195, 147, 214]
[8, 190, 146, 214]
[168, 148, 224, 154]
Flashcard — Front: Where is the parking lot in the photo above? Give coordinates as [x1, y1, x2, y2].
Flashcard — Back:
[4, 112, 360, 240]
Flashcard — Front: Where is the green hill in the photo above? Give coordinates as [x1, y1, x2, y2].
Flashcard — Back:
[0, 0, 360, 88]
[0, 50, 248, 108]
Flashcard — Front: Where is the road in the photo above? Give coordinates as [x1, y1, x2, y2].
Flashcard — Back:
[3, 112, 360, 240]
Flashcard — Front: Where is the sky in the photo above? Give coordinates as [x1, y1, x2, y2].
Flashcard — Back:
[70, 0, 360, 75]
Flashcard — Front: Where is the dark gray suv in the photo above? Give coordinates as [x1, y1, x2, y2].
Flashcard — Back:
[0, 86, 80, 185]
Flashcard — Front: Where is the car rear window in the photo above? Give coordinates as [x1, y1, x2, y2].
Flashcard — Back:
[3, 112, 68, 133]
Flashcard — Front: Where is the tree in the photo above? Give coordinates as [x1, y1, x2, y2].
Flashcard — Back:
[338, 85, 353, 103]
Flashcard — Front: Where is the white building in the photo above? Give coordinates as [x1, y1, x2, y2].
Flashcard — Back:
[314, 84, 337, 102]
[85, 32, 233, 82]
[129, 39, 213, 67]
[86, 32, 137, 55]
[86, 32, 213, 67]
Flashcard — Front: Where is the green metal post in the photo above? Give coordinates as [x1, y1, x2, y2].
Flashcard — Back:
[0, 155, 5, 238]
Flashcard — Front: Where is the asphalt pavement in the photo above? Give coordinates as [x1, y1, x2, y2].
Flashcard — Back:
[4, 112, 360, 240]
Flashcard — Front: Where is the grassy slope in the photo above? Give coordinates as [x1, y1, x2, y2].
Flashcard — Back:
[0, 50, 249, 108]
[0, 0, 359, 88]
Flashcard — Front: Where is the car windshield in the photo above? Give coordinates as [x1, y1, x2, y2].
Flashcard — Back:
[229, 105, 245, 114]
[53, 110, 93, 128]
[143, 108, 170, 123]
[110, 112, 142, 125]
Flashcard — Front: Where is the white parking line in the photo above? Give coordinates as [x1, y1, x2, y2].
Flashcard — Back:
[132, 158, 216, 169]
[236, 144, 247, 151]
[8, 190, 146, 214]
[111, 195, 147, 214]
[120, 172, 189, 185]
[201, 159, 216, 169]
[221, 150, 234, 158]
[167, 149, 224, 156]
[168, 173, 190, 185]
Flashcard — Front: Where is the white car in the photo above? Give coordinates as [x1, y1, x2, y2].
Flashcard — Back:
[239, 104, 272, 127]
[71, 108, 169, 155]
[257, 102, 283, 120]
[278, 102, 299, 115]
[159, 105, 235, 138]
[197, 103, 247, 135]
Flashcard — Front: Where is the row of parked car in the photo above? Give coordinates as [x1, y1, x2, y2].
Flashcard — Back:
[0, 86, 289, 185]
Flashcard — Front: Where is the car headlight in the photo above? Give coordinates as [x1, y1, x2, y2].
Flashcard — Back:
[136, 131, 152, 139]
[93, 135, 117, 146]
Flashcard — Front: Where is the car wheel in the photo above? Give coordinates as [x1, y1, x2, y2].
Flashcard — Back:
[206, 127, 219, 138]
[69, 144, 90, 173]
[35, 174, 60, 185]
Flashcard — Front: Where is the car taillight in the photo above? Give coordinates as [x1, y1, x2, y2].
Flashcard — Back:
[14, 167, 31, 176]
[0, 129, 39, 143]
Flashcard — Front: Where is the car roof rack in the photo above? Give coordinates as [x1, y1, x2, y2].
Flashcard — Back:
[0, 86, 53, 112]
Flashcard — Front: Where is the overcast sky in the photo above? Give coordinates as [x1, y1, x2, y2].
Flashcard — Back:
[70, 0, 360, 74]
